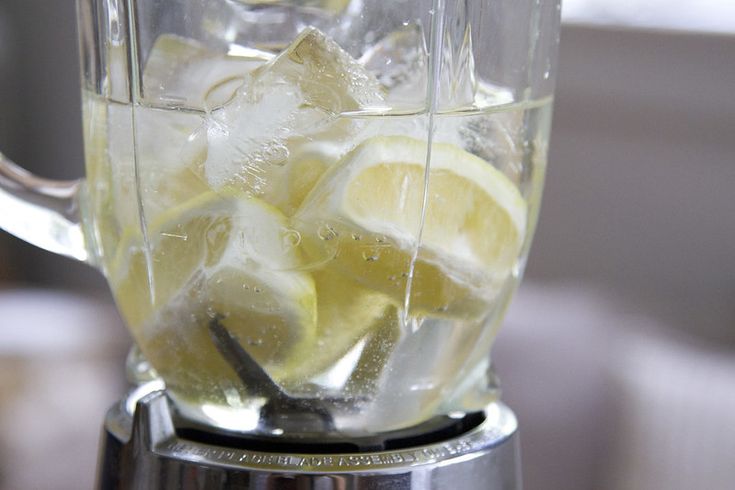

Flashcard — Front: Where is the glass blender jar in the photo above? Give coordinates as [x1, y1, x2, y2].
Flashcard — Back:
[0, 0, 561, 487]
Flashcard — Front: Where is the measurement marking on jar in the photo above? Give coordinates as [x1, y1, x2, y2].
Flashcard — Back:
[160, 232, 188, 240]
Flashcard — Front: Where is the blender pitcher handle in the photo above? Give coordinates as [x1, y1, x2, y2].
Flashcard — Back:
[0, 151, 90, 263]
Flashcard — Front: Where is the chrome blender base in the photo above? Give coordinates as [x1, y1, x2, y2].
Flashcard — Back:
[97, 384, 521, 489]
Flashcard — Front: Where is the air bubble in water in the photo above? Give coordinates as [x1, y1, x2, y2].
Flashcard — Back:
[263, 142, 290, 166]
[282, 229, 302, 248]
[318, 223, 338, 241]
[362, 249, 381, 262]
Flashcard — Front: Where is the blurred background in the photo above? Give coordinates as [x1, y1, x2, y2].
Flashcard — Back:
[0, 0, 734, 489]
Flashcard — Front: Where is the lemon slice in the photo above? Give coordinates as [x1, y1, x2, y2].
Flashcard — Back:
[294, 135, 527, 318]
[285, 143, 335, 212]
[296, 270, 394, 387]
[262, 140, 345, 216]
[110, 192, 317, 390]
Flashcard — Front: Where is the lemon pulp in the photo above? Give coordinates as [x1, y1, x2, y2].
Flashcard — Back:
[295, 135, 527, 318]
[110, 192, 317, 398]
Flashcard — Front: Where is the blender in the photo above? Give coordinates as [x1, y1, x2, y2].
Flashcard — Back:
[0, 0, 561, 488]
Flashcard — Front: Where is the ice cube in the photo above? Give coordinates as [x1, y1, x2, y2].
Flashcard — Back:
[202, 27, 384, 193]
[231, 0, 352, 15]
[142, 34, 273, 110]
[359, 23, 429, 112]
[359, 20, 484, 112]
[202, 82, 304, 192]
[456, 108, 525, 180]
[437, 12, 478, 110]
[255, 26, 384, 114]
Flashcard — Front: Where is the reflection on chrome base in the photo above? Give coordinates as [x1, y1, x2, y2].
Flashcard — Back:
[98, 383, 521, 489]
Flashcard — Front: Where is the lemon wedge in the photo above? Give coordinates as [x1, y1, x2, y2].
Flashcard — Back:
[264, 140, 345, 216]
[110, 192, 317, 390]
[294, 135, 527, 318]
[297, 270, 394, 387]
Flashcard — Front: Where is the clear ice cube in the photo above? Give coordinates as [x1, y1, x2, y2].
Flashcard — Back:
[201, 27, 384, 193]
[231, 0, 352, 15]
[258, 26, 384, 114]
[456, 109, 525, 181]
[359, 23, 429, 112]
[203, 82, 305, 192]
[142, 34, 273, 110]
[359, 16, 520, 114]
[359, 20, 480, 112]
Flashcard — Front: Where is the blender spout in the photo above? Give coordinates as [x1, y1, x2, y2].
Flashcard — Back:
[130, 391, 177, 449]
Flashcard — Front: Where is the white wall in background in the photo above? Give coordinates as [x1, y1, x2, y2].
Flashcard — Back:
[563, 0, 735, 34]
[527, 26, 735, 345]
